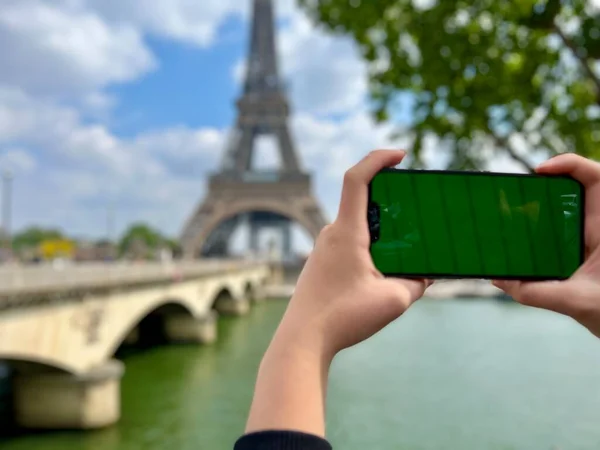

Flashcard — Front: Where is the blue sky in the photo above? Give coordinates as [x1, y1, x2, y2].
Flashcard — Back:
[1, 0, 526, 252]
[109, 31, 244, 135]
[1, 0, 415, 249]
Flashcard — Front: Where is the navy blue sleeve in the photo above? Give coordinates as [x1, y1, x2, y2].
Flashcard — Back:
[234, 430, 332, 450]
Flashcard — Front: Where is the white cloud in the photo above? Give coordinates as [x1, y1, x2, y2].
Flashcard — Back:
[0, 81, 399, 239]
[233, 60, 247, 85]
[0, 87, 226, 237]
[280, 12, 367, 115]
[294, 112, 397, 178]
[0, 0, 156, 97]
[290, 112, 400, 222]
[0, 0, 402, 245]
[132, 127, 226, 177]
[0, 148, 37, 174]
[86, 0, 299, 47]
[1, 0, 367, 115]
[232, 4, 367, 116]
[87, 0, 248, 47]
[80, 92, 118, 117]
[0, 87, 126, 175]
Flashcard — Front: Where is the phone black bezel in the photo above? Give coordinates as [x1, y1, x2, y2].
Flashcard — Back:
[367, 168, 586, 281]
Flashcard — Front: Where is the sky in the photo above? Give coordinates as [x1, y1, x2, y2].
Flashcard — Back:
[0, 0, 525, 248]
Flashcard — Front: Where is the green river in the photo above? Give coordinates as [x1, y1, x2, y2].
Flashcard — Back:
[2, 298, 600, 450]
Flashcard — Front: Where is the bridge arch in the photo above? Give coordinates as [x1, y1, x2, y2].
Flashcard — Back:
[106, 300, 197, 357]
[211, 287, 232, 305]
[188, 200, 323, 258]
[0, 263, 268, 376]
[0, 262, 269, 430]
[211, 288, 235, 312]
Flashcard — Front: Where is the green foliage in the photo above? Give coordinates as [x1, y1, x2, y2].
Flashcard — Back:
[164, 238, 182, 256]
[12, 227, 64, 252]
[118, 223, 178, 258]
[298, 0, 600, 171]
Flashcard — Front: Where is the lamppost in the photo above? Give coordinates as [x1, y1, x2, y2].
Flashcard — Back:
[2, 170, 13, 262]
[107, 203, 114, 244]
[105, 203, 115, 262]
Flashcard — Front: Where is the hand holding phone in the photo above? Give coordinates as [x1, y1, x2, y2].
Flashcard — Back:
[493, 154, 600, 339]
[368, 165, 585, 280]
[281, 150, 431, 359]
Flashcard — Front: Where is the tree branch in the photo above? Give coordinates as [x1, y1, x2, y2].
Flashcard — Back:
[553, 22, 600, 103]
[523, 109, 563, 156]
[540, 136, 562, 156]
[487, 127, 536, 173]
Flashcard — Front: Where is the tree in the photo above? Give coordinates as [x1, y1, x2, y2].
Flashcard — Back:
[164, 239, 183, 258]
[119, 224, 162, 258]
[12, 227, 64, 253]
[298, 0, 600, 171]
[118, 223, 177, 259]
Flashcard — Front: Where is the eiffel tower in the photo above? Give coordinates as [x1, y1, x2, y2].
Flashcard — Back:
[181, 0, 328, 259]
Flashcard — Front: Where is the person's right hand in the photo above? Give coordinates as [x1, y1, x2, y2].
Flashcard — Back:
[493, 154, 600, 338]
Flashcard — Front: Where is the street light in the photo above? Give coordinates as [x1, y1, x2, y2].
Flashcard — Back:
[107, 203, 115, 244]
[2, 170, 12, 261]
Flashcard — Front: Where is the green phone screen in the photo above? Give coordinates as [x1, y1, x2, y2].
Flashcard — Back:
[368, 170, 584, 280]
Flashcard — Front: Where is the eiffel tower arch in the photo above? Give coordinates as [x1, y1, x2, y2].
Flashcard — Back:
[181, 0, 328, 260]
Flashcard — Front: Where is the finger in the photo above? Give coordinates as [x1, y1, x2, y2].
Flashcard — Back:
[338, 150, 406, 224]
[385, 277, 429, 307]
[491, 279, 519, 293]
[536, 153, 600, 189]
[493, 279, 578, 317]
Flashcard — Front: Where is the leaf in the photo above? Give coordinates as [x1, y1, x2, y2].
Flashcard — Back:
[298, 0, 598, 169]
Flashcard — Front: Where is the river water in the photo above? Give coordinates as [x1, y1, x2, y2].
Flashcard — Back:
[2, 298, 600, 450]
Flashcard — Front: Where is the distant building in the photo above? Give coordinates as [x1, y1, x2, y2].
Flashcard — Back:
[123, 237, 149, 260]
[0, 227, 11, 263]
[75, 241, 117, 262]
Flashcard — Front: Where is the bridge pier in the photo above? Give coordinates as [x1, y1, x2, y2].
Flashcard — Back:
[269, 264, 285, 285]
[215, 296, 250, 316]
[164, 312, 217, 344]
[249, 292, 264, 304]
[245, 284, 263, 304]
[13, 360, 124, 430]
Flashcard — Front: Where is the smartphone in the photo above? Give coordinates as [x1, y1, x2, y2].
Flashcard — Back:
[368, 169, 585, 280]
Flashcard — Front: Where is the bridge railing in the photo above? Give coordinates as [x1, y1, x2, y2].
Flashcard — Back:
[0, 259, 271, 297]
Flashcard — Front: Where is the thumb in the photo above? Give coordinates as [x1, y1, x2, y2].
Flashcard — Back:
[380, 278, 429, 314]
[493, 280, 579, 317]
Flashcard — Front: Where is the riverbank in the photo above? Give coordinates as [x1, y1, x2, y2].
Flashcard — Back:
[424, 280, 510, 299]
[264, 280, 511, 301]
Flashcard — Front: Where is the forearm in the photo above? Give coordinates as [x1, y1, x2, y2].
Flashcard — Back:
[245, 318, 333, 438]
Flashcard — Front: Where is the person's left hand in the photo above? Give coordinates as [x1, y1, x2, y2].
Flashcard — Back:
[274, 150, 432, 360]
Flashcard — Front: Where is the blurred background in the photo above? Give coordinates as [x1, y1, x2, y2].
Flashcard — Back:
[0, 0, 600, 449]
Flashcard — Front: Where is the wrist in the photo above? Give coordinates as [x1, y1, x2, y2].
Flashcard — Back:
[266, 313, 336, 370]
[246, 315, 333, 437]
[261, 338, 333, 380]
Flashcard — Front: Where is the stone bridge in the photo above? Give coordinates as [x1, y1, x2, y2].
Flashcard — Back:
[0, 260, 273, 431]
